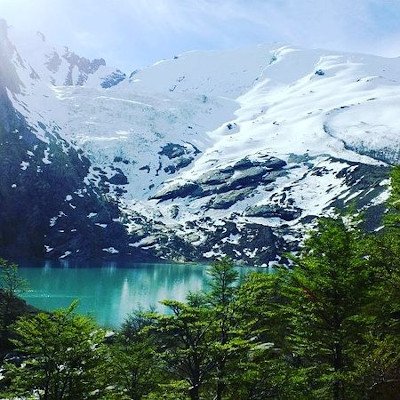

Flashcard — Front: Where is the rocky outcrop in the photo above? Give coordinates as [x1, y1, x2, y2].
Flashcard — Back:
[136, 155, 390, 265]
[157, 142, 201, 175]
[108, 171, 129, 185]
[152, 156, 288, 202]
[208, 188, 253, 209]
[62, 49, 106, 86]
[245, 204, 302, 221]
[123, 210, 287, 266]
[101, 70, 126, 88]
[151, 181, 202, 200]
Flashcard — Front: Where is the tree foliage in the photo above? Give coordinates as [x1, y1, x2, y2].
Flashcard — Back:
[0, 258, 28, 298]
[4, 301, 110, 399]
[1, 167, 400, 399]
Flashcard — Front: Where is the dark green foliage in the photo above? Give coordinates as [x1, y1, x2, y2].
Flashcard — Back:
[234, 270, 293, 399]
[354, 166, 400, 398]
[106, 310, 167, 399]
[103, 337, 161, 400]
[0, 258, 28, 297]
[0, 259, 31, 358]
[3, 302, 111, 399]
[206, 258, 239, 400]
[146, 299, 214, 400]
[285, 217, 371, 399]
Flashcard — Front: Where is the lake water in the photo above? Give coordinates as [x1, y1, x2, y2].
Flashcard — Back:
[18, 261, 253, 327]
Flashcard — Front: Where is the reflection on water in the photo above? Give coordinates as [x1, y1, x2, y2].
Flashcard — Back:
[19, 261, 251, 327]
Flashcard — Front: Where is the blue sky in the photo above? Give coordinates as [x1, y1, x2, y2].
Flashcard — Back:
[1, 0, 399, 71]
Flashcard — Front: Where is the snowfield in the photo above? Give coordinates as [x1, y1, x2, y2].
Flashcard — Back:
[1, 21, 397, 264]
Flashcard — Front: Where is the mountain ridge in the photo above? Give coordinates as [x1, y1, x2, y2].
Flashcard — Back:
[0, 20, 395, 265]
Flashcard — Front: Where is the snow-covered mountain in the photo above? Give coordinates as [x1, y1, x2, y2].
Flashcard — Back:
[0, 19, 395, 265]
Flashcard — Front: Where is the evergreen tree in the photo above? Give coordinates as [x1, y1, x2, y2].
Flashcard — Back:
[234, 270, 294, 399]
[146, 297, 214, 400]
[105, 310, 164, 399]
[0, 258, 28, 298]
[206, 257, 239, 400]
[357, 166, 400, 398]
[286, 216, 371, 399]
[0, 259, 28, 357]
[4, 301, 110, 399]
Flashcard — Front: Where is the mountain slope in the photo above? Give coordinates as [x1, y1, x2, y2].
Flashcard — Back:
[0, 20, 395, 264]
[0, 20, 138, 260]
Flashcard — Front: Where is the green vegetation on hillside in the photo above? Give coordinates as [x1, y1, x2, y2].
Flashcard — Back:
[0, 167, 400, 399]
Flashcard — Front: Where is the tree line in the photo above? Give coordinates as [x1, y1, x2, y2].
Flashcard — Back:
[0, 167, 399, 399]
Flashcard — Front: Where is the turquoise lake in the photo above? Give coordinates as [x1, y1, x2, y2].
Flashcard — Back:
[18, 262, 254, 327]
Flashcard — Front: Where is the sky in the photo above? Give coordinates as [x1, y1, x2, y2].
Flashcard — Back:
[0, 0, 400, 72]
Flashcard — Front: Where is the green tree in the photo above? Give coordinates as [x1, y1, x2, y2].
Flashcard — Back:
[357, 166, 400, 398]
[207, 257, 239, 400]
[105, 339, 160, 400]
[4, 301, 110, 399]
[286, 216, 371, 399]
[234, 270, 294, 399]
[104, 310, 164, 400]
[143, 380, 190, 400]
[0, 258, 28, 298]
[0, 258, 29, 357]
[146, 297, 214, 400]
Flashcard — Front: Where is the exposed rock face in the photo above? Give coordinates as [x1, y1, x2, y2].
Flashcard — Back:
[152, 156, 288, 202]
[62, 49, 106, 86]
[120, 209, 286, 265]
[208, 188, 253, 209]
[108, 171, 129, 185]
[124, 156, 389, 266]
[245, 204, 302, 221]
[158, 142, 201, 175]
[159, 143, 188, 159]
[101, 70, 126, 88]
[151, 181, 202, 201]
[45, 51, 62, 73]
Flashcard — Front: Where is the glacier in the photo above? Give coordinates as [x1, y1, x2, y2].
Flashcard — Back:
[0, 19, 396, 265]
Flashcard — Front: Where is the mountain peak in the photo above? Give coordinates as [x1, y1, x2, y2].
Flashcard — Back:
[0, 26, 396, 264]
[36, 31, 46, 42]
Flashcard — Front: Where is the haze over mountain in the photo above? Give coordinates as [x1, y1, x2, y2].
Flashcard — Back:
[0, 19, 397, 265]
